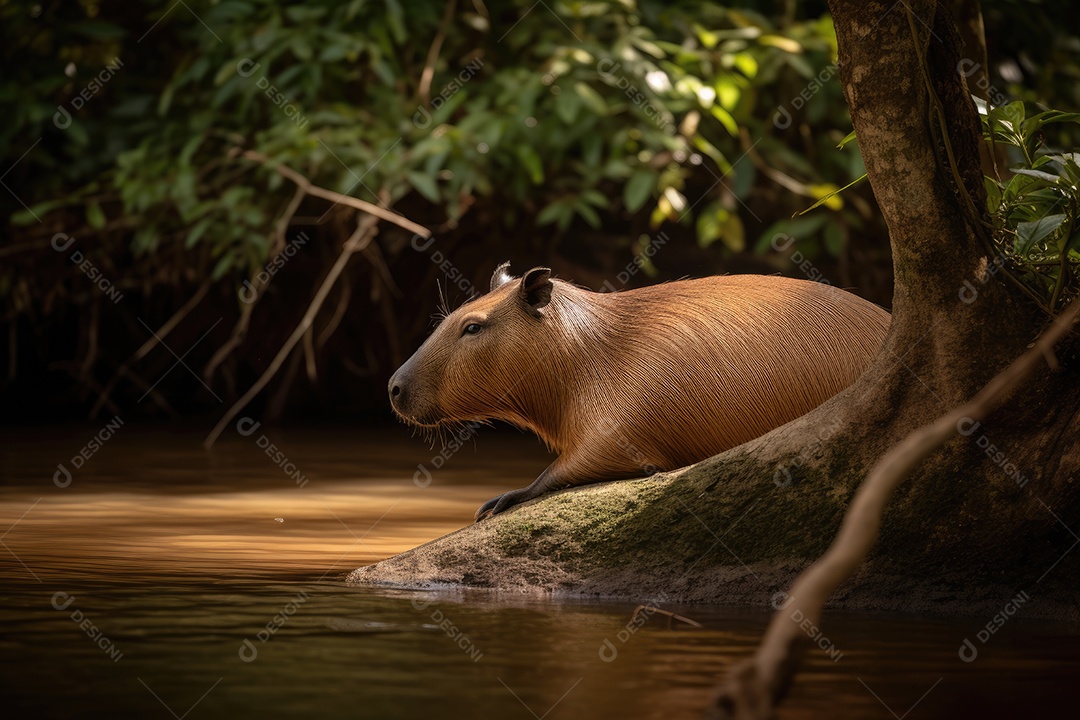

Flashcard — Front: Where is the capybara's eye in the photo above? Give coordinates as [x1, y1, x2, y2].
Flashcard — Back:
[462, 323, 483, 336]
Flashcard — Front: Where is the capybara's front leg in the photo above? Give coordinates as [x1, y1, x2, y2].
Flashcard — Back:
[475, 465, 567, 521]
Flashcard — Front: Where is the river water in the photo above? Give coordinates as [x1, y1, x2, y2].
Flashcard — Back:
[0, 425, 1076, 718]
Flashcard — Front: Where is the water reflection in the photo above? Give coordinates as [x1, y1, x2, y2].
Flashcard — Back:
[1, 426, 1077, 718]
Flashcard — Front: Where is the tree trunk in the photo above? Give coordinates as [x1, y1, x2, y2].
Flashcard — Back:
[348, 0, 1080, 619]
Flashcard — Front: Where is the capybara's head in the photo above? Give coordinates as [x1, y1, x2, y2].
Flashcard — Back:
[388, 263, 554, 428]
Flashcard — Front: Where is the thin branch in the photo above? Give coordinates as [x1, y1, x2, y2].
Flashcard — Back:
[6, 320, 16, 382]
[303, 325, 317, 384]
[316, 272, 352, 351]
[90, 279, 210, 418]
[274, 184, 308, 257]
[79, 299, 99, 384]
[419, 0, 458, 107]
[203, 214, 380, 448]
[630, 605, 703, 629]
[236, 149, 430, 238]
[203, 300, 255, 385]
[710, 297, 1080, 720]
[204, 202, 310, 386]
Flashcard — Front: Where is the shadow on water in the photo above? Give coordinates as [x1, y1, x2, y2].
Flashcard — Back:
[0, 425, 1076, 718]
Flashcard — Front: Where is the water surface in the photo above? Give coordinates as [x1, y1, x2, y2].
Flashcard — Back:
[1, 426, 1076, 718]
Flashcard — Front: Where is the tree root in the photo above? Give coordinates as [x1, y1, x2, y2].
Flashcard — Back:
[89, 279, 210, 418]
[708, 298, 1080, 720]
[202, 213, 380, 448]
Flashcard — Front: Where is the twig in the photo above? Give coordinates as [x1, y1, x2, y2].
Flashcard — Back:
[710, 297, 1080, 720]
[274, 184, 308, 257]
[419, 0, 459, 107]
[316, 272, 352, 351]
[267, 344, 304, 421]
[79, 299, 99, 384]
[630, 605, 703, 628]
[203, 300, 255, 385]
[203, 214, 380, 448]
[7, 320, 16, 382]
[236, 149, 430, 238]
[303, 325, 317, 383]
[90, 279, 210, 418]
[204, 203, 310, 386]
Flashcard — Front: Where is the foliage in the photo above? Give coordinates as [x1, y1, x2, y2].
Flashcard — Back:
[1, 0, 1078, 419]
[978, 99, 1080, 312]
[3, 0, 867, 289]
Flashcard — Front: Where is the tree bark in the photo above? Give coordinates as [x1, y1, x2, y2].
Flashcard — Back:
[348, 0, 1080, 620]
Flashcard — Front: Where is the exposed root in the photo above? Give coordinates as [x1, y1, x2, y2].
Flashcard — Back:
[709, 298, 1080, 719]
[203, 213, 380, 448]
[90, 279, 210, 418]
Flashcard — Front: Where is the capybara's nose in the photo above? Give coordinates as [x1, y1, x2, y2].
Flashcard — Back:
[388, 372, 404, 406]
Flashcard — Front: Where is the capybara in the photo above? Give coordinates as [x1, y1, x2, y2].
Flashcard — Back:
[389, 263, 890, 520]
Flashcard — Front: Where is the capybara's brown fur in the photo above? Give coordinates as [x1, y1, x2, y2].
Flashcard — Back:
[388, 263, 890, 520]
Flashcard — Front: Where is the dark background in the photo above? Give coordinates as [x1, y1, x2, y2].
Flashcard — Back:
[2, 0, 1077, 426]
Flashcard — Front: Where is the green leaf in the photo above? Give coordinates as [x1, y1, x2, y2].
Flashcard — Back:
[72, 21, 126, 39]
[536, 200, 572, 229]
[86, 203, 106, 230]
[1001, 100, 1026, 126]
[185, 217, 214, 249]
[757, 214, 829, 253]
[576, 201, 601, 228]
[837, 129, 858, 150]
[574, 82, 608, 116]
[1011, 168, 1060, 183]
[554, 88, 580, 124]
[696, 203, 745, 252]
[709, 106, 738, 137]
[517, 146, 544, 184]
[823, 222, 846, 256]
[624, 170, 655, 212]
[983, 177, 1002, 213]
[407, 171, 441, 203]
[11, 197, 71, 224]
[795, 174, 866, 216]
[1022, 111, 1080, 136]
[212, 252, 235, 281]
[1016, 214, 1066, 256]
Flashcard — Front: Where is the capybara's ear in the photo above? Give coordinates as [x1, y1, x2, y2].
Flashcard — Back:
[519, 267, 552, 316]
[490, 261, 513, 292]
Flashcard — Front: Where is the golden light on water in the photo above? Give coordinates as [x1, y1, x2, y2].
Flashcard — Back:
[0, 427, 548, 580]
[0, 483, 492, 578]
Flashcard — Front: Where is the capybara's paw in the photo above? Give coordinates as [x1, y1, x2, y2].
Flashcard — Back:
[474, 495, 500, 522]
[474, 490, 526, 522]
